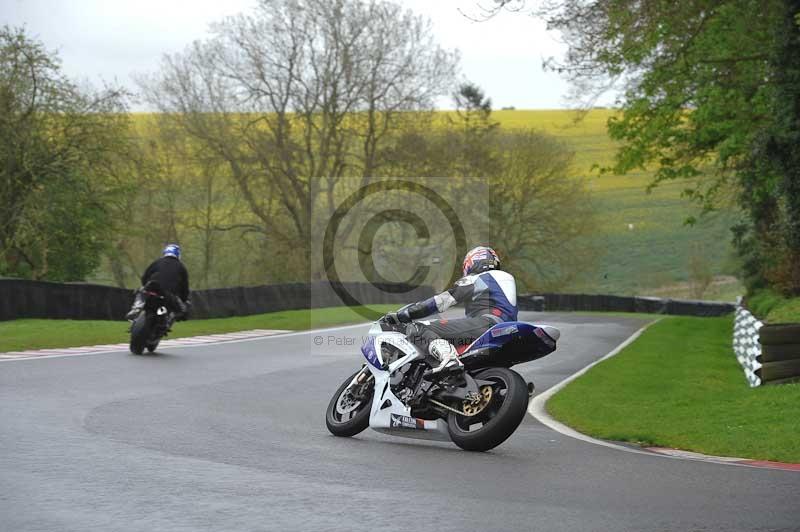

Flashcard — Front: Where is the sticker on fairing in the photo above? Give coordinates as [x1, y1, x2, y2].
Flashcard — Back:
[390, 414, 423, 429]
[491, 325, 518, 337]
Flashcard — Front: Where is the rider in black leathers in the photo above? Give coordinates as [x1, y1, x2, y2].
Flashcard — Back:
[126, 244, 190, 321]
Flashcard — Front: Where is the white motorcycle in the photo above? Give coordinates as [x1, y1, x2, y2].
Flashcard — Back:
[325, 309, 560, 451]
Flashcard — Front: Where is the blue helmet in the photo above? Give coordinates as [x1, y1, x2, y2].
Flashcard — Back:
[162, 243, 181, 260]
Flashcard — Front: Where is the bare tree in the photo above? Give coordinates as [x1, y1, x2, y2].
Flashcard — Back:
[489, 131, 597, 291]
[384, 84, 597, 292]
[138, 0, 459, 280]
[457, 0, 528, 22]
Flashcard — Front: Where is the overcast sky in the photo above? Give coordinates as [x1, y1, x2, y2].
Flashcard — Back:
[1, 0, 593, 110]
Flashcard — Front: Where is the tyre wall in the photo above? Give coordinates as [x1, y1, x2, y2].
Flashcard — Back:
[757, 322, 800, 385]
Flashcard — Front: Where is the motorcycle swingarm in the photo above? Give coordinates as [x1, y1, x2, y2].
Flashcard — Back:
[430, 374, 492, 403]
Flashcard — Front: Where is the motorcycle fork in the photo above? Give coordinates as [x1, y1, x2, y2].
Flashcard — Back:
[349, 367, 374, 397]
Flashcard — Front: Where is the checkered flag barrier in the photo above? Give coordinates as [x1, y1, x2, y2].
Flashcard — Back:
[733, 299, 763, 387]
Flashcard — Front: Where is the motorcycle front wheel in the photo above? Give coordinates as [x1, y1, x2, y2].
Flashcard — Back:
[447, 367, 530, 452]
[325, 370, 373, 437]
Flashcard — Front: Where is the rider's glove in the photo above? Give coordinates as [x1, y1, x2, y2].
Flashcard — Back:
[382, 309, 412, 325]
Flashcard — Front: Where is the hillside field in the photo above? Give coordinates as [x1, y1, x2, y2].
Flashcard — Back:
[492, 109, 741, 299]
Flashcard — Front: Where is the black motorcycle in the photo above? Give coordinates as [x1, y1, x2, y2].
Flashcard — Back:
[128, 281, 174, 355]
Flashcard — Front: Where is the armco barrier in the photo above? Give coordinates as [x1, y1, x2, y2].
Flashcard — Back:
[0, 279, 434, 321]
[189, 281, 435, 319]
[0, 279, 133, 321]
[517, 293, 735, 317]
[1, 280, 738, 321]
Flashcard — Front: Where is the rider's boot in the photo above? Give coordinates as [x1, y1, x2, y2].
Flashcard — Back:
[173, 298, 188, 322]
[125, 290, 144, 321]
[428, 339, 463, 374]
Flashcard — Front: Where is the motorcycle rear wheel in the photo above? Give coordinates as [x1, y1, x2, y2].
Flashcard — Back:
[446, 367, 529, 452]
[129, 314, 151, 355]
[325, 370, 373, 437]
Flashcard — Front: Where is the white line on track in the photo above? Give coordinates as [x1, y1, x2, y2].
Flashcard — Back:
[0, 322, 371, 362]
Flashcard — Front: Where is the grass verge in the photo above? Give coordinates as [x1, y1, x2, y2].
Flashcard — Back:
[547, 316, 800, 463]
[0, 305, 397, 353]
[746, 290, 800, 323]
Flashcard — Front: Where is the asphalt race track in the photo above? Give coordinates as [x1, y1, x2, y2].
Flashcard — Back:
[2, 312, 799, 532]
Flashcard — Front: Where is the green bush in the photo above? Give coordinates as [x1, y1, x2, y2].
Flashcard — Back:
[747, 290, 800, 323]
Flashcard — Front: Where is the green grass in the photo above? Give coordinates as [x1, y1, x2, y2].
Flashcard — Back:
[548, 316, 800, 463]
[575, 184, 740, 296]
[767, 299, 800, 323]
[0, 305, 396, 353]
[747, 290, 800, 323]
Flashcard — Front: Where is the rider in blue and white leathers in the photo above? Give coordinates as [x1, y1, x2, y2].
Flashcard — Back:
[392, 246, 517, 373]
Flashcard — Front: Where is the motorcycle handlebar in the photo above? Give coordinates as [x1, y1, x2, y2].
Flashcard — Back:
[378, 314, 409, 333]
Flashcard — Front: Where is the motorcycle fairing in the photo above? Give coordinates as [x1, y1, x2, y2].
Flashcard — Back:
[464, 321, 557, 352]
[360, 331, 418, 370]
[459, 321, 559, 368]
[361, 337, 382, 369]
[361, 330, 450, 441]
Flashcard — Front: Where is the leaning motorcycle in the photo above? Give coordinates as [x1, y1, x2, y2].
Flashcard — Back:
[325, 309, 560, 451]
[127, 282, 174, 355]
